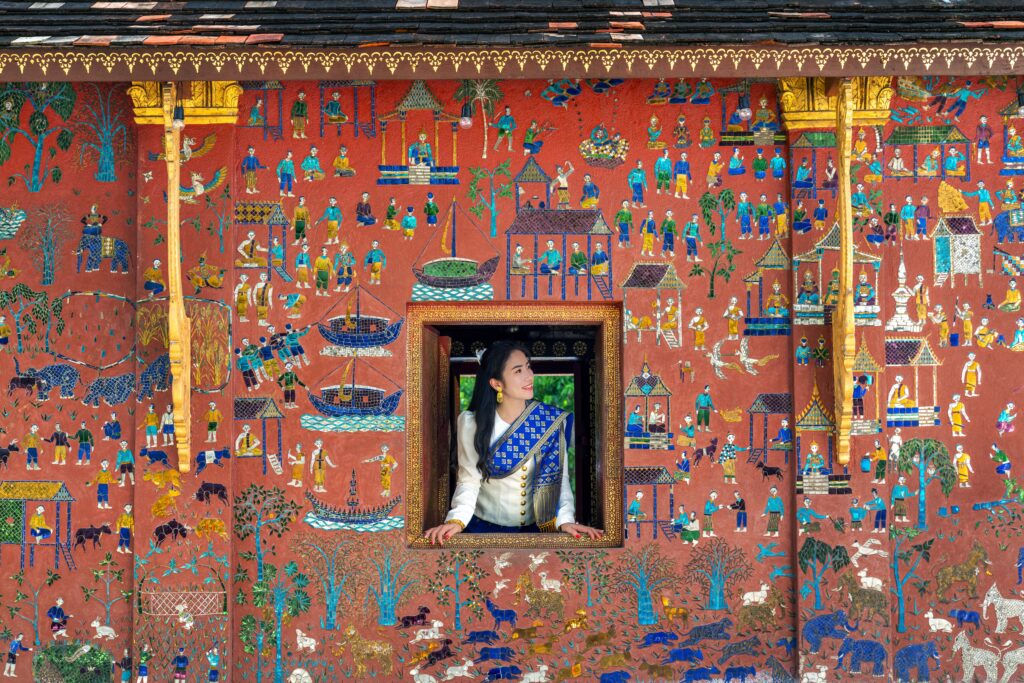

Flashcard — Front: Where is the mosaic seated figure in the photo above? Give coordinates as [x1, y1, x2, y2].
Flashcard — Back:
[944, 147, 967, 176]
[887, 376, 917, 409]
[855, 273, 877, 306]
[801, 442, 829, 476]
[333, 145, 356, 177]
[793, 160, 813, 188]
[770, 420, 793, 449]
[691, 78, 714, 105]
[567, 243, 589, 275]
[887, 149, 913, 176]
[538, 240, 562, 274]
[796, 271, 821, 306]
[823, 269, 841, 308]
[626, 406, 645, 435]
[648, 404, 667, 433]
[669, 79, 693, 105]
[407, 131, 434, 167]
[646, 79, 672, 105]
[1008, 127, 1024, 158]
[324, 91, 349, 124]
[235, 231, 268, 267]
[864, 154, 884, 184]
[918, 148, 941, 177]
[751, 96, 779, 132]
[509, 244, 532, 275]
[999, 278, 1021, 312]
[764, 281, 790, 317]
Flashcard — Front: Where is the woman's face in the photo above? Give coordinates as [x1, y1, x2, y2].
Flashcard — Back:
[495, 349, 534, 402]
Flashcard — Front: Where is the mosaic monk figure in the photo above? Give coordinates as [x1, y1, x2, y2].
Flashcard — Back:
[887, 375, 917, 409]
[235, 230, 268, 267]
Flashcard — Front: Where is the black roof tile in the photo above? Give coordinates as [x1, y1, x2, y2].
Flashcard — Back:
[0, 1, 1022, 47]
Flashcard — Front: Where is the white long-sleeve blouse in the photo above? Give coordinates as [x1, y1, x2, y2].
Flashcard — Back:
[444, 409, 576, 529]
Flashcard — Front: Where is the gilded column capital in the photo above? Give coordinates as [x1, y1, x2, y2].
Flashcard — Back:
[128, 80, 242, 125]
[778, 76, 893, 130]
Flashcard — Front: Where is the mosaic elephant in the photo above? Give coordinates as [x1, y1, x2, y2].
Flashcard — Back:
[137, 353, 171, 401]
[894, 642, 940, 683]
[802, 610, 857, 654]
[14, 358, 80, 400]
[993, 210, 1024, 244]
[76, 234, 130, 273]
[82, 372, 135, 407]
[836, 637, 885, 677]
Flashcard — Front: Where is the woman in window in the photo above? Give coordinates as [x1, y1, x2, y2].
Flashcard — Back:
[425, 340, 603, 544]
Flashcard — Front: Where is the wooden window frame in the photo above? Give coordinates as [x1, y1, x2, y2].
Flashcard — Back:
[405, 301, 624, 549]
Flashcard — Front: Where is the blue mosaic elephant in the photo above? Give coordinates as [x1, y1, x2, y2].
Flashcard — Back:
[836, 637, 885, 677]
[894, 642, 940, 683]
[76, 234, 130, 273]
[802, 610, 857, 654]
[15, 358, 80, 400]
[137, 353, 171, 402]
[994, 210, 1024, 244]
[82, 372, 135, 407]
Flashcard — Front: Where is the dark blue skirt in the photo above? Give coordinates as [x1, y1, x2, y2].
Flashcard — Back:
[464, 516, 539, 534]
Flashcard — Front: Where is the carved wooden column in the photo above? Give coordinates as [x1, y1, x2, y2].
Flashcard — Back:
[128, 79, 240, 675]
[160, 82, 193, 472]
[779, 75, 895, 680]
[832, 78, 856, 466]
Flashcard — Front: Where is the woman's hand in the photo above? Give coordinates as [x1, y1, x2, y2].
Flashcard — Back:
[559, 523, 604, 539]
[424, 522, 463, 546]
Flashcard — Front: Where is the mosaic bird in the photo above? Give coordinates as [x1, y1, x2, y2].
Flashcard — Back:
[738, 337, 778, 375]
[147, 132, 217, 162]
[493, 551, 513, 577]
[756, 542, 786, 563]
[528, 552, 549, 573]
[706, 340, 742, 380]
[492, 579, 509, 598]
[180, 167, 227, 204]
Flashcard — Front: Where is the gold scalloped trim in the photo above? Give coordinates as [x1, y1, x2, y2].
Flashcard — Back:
[0, 45, 1022, 79]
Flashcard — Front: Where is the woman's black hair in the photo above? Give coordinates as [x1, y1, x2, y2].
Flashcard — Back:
[468, 339, 530, 481]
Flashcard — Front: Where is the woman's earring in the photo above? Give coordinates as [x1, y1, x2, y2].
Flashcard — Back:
[496, 387, 503, 404]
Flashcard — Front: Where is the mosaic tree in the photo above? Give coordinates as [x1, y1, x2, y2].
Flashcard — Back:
[798, 537, 851, 610]
[290, 532, 355, 631]
[18, 204, 72, 286]
[0, 283, 65, 353]
[238, 560, 312, 683]
[268, 561, 311, 683]
[556, 549, 612, 608]
[891, 527, 934, 633]
[453, 79, 504, 159]
[360, 536, 420, 627]
[467, 159, 513, 238]
[234, 484, 301, 582]
[691, 188, 740, 298]
[0, 82, 76, 192]
[6, 569, 61, 646]
[685, 537, 753, 612]
[896, 438, 956, 531]
[427, 549, 489, 631]
[611, 544, 677, 626]
[80, 552, 131, 626]
[74, 83, 130, 183]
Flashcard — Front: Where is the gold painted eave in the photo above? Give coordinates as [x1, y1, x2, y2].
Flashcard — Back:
[1, 43, 1024, 81]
